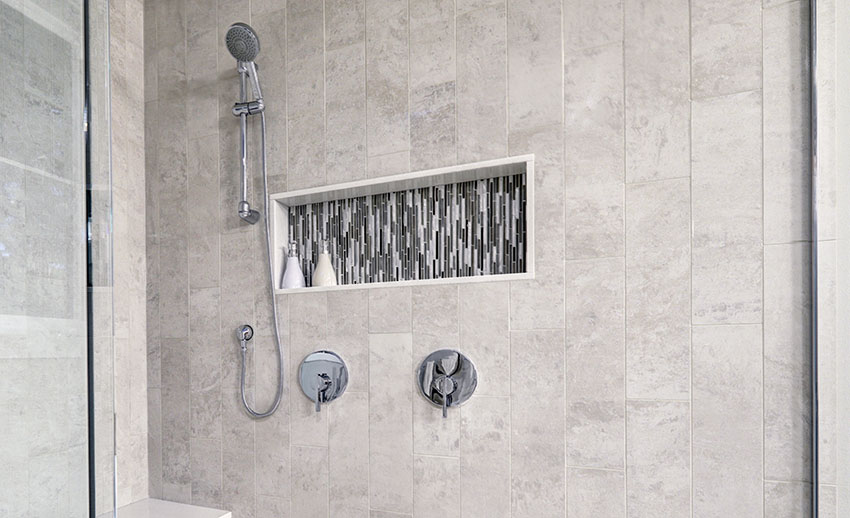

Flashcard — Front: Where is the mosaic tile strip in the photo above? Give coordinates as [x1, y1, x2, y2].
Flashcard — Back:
[287, 173, 527, 286]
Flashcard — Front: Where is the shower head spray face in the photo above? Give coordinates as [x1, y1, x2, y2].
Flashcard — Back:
[225, 22, 260, 62]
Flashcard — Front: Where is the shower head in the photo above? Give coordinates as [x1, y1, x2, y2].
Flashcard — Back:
[225, 22, 260, 62]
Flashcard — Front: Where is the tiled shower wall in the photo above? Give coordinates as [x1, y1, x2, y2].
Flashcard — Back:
[144, 0, 812, 517]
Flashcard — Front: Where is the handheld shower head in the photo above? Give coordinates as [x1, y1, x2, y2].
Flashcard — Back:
[225, 22, 260, 62]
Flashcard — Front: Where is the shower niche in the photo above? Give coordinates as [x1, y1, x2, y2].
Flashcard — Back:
[270, 155, 534, 293]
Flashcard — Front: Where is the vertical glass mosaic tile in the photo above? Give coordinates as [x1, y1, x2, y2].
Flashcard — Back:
[287, 173, 527, 286]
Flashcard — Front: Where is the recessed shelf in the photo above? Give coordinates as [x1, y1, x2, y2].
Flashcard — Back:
[270, 155, 535, 293]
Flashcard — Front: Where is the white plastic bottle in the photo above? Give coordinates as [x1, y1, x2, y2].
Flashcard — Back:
[312, 239, 338, 287]
[281, 241, 306, 289]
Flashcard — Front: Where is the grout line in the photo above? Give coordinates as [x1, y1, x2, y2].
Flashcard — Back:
[687, 0, 695, 515]
[622, 0, 629, 513]
[761, 3, 768, 515]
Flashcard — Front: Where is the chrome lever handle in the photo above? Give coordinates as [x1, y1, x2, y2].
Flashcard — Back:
[315, 373, 331, 413]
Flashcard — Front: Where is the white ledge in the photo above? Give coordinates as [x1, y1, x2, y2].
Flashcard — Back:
[98, 498, 231, 518]
[274, 272, 533, 294]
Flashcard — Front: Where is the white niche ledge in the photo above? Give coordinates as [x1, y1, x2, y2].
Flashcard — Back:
[270, 154, 535, 294]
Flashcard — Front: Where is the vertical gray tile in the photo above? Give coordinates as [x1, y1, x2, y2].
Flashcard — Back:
[329, 392, 369, 518]
[409, 0, 457, 170]
[257, 495, 290, 518]
[507, 0, 563, 132]
[625, 179, 690, 400]
[188, 135, 220, 290]
[413, 455, 460, 518]
[456, 1, 507, 161]
[764, 481, 812, 518]
[370, 333, 414, 514]
[563, 0, 623, 50]
[366, 0, 410, 176]
[691, 91, 763, 325]
[565, 183, 625, 260]
[626, 401, 690, 517]
[289, 292, 329, 447]
[565, 42, 624, 187]
[764, 0, 811, 244]
[764, 242, 812, 482]
[412, 285, 459, 359]
[291, 446, 329, 518]
[624, 0, 690, 182]
[190, 437, 222, 507]
[690, 0, 762, 99]
[817, 240, 837, 484]
[326, 0, 366, 184]
[459, 282, 510, 397]
[328, 291, 370, 392]
[369, 287, 412, 333]
[566, 257, 625, 469]
[255, 395, 291, 500]
[286, 0, 325, 189]
[510, 330, 566, 517]
[567, 468, 625, 518]
[460, 396, 510, 518]
[693, 325, 763, 517]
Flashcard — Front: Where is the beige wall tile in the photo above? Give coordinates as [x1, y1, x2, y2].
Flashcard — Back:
[625, 179, 690, 399]
[624, 0, 690, 182]
[817, 240, 837, 484]
[460, 396, 510, 518]
[626, 400, 690, 517]
[693, 325, 763, 517]
[289, 292, 329, 447]
[566, 257, 625, 470]
[567, 468, 625, 518]
[328, 291, 370, 392]
[691, 91, 763, 324]
[565, 183, 625, 260]
[370, 333, 414, 513]
[369, 287, 412, 333]
[190, 437, 222, 507]
[326, 43, 367, 184]
[564, 0, 623, 50]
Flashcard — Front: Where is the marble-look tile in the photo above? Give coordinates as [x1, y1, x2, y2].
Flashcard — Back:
[257, 496, 290, 518]
[764, 481, 812, 518]
[456, 2, 507, 161]
[328, 290, 369, 392]
[460, 396, 510, 518]
[565, 183, 625, 260]
[370, 333, 414, 514]
[413, 397, 460, 457]
[459, 282, 510, 396]
[564, 0, 623, 49]
[818, 484, 836, 518]
[289, 292, 329, 447]
[326, 0, 365, 50]
[507, 0, 563, 132]
[148, 387, 163, 498]
[566, 258, 625, 469]
[413, 455, 460, 518]
[222, 447, 255, 518]
[366, 0, 410, 171]
[693, 325, 763, 517]
[161, 384, 192, 503]
[624, 0, 690, 182]
[510, 329, 566, 517]
[190, 437, 222, 507]
[367, 150, 410, 177]
[412, 285, 459, 358]
[158, 236, 189, 339]
[255, 393, 290, 500]
[625, 179, 690, 399]
[691, 91, 763, 324]
[690, 0, 761, 99]
[410, 0, 456, 170]
[814, 0, 836, 242]
[565, 42, 624, 187]
[369, 287, 412, 333]
[817, 240, 836, 484]
[291, 446, 329, 518]
[626, 400, 690, 517]
[370, 511, 412, 518]
[764, 0, 811, 244]
[329, 392, 369, 518]
[286, 0, 325, 190]
[326, 42, 367, 184]
[187, 135, 220, 290]
[764, 242, 812, 482]
[566, 468, 625, 518]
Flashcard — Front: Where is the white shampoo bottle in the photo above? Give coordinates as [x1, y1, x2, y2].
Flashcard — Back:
[312, 239, 338, 287]
[281, 241, 306, 289]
